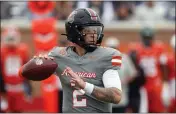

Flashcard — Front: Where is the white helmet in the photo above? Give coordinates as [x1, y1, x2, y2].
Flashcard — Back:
[104, 36, 120, 49]
[170, 34, 175, 49]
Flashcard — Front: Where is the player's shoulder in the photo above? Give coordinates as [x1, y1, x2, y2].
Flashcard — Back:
[153, 41, 167, 54]
[128, 42, 142, 52]
[95, 47, 122, 70]
[95, 47, 122, 63]
[48, 46, 68, 57]
[153, 41, 166, 49]
[96, 46, 122, 57]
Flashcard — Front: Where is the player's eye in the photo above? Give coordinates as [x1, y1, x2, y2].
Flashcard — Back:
[82, 29, 97, 34]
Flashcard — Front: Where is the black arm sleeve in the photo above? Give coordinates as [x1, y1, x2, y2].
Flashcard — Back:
[128, 50, 146, 89]
[127, 50, 146, 112]
[0, 67, 6, 93]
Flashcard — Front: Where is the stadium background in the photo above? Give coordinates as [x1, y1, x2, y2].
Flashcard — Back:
[0, 1, 175, 113]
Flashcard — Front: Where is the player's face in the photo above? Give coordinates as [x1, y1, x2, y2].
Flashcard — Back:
[3, 36, 19, 47]
[141, 36, 153, 47]
[81, 26, 102, 45]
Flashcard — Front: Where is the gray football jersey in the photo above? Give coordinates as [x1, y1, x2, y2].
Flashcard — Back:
[48, 46, 122, 113]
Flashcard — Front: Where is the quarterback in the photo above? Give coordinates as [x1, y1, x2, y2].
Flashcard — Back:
[34, 8, 122, 113]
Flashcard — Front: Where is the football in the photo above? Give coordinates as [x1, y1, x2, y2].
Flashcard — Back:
[21, 58, 58, 81]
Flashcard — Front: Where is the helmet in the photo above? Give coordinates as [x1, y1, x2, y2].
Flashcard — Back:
[140, 27, 154, 47]
[64, 8, 104, 52]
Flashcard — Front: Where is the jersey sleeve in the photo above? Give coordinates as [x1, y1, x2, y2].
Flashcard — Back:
[48, 46, 67, 58]
[104, 49, 122, 71]
[47, 47, 58, 76]
[48, 47, 58, 57]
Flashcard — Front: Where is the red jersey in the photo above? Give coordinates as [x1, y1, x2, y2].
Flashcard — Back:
[136, 42, 166, 87]
[1, 43, 29, 84]
[32, 18, 58, 51]
[167, 52, 175, 80]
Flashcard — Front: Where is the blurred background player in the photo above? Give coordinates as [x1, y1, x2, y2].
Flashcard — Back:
[28, 2, 60, 112]
[31, 18, 59, 113]
[0, 26, 31, 112]
[166, 35, 175, 113]
[127, 41, 146, 113]
[104, 37, 137, 113]
[129, 27, 168, 112]
[0, 66, 8, 113]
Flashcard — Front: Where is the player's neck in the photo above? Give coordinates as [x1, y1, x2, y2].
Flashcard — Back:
[74, 46, 86, 56]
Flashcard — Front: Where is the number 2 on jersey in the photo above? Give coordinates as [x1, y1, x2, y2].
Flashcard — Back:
[73, 90, 87, 107]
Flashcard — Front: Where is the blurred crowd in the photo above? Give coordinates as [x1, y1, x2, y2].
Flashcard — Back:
[1, 1, 175, 22]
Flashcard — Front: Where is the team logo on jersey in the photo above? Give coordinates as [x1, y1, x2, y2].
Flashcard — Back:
[59, 48, 67, 56]
[61, 68, 96, 78]
[88, 55, 97, 59]
[111, 56, 122, 66]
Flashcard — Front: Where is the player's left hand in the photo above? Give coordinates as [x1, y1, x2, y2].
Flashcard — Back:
[66, 67, 86, 90]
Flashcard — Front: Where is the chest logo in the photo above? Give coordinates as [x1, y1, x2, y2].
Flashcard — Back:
[61, 68, 96, 78]
[59, 48, 67, 56]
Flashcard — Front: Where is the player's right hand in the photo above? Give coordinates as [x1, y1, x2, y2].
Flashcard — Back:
[66, 67, 86, 90]
[33, 54, 54, 60]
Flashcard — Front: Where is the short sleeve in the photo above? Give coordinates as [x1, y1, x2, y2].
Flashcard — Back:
[48, 47, 57, 57]
[111, 50, 122, 70]
[105, 50, 122, 71]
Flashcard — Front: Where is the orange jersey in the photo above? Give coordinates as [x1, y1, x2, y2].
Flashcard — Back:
[167, 52, 175, 80]
[135, 42, 166, 112]
[32, 18, 58, 51]
[33, 32, 58, 51]
[1, 43, 29, 84]
[136, 42, 166, 86]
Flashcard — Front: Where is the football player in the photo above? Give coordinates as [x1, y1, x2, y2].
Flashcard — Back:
[1, 26, 30, 112]
[29, 8, 122, 113]
[0, 65, 8, 112]
[167, 35, 175, 113]
[31, 18, 59, 113]
[131, 27, 167, 112]
[126, 41, 146, 113]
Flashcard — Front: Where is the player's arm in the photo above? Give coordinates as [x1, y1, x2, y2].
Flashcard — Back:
[0, 73, 6, 94]
[159, 53, 169, 81]
[0, 56, 6, 94]
[91, 69, 122, 104]
[67, 67, 122, 104]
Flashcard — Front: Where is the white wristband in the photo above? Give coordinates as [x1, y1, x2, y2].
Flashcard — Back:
[83, 82, 94, 95]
